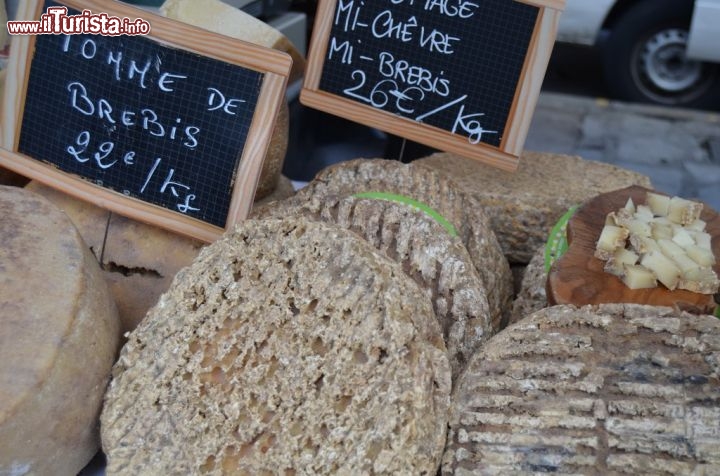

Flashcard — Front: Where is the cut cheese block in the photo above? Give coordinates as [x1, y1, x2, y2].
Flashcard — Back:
[291, 158, 513, 331]
[255, 100, 289, 200]
[509, 246, 548, 326]
[255, 193, 492, 378]
[443, 304, 720, 475]
[102, 218, 451, 475]
[415, 151, 653, 264]
[0, 186, 120, 476]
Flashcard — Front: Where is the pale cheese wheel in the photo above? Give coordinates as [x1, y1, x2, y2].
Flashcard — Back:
[0, 186, 120, 476]
[160, 0, 305, 82]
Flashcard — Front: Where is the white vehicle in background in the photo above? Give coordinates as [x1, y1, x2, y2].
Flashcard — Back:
[557, 0, 720, 108]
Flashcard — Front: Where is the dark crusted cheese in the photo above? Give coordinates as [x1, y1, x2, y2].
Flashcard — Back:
[444, 303, 720, 475]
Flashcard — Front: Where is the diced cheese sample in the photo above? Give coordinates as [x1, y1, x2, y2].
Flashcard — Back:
[595, 191, 718, 294]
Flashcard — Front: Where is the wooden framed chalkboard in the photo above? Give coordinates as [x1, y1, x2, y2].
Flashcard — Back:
[301, 0, 565, 171]
[0, 0, 292, 242]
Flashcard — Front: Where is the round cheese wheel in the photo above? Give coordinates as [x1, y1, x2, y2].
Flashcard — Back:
[288, 158, 513, 331]
[255, 193, 491, 379]
[102, 218, 450, 475]
[444, 304, 720, 474]
[0, 186, 120, 475]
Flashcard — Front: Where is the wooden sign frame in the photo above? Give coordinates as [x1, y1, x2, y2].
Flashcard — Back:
[301, 0, 565, 172]
[0, 0, 292, 242]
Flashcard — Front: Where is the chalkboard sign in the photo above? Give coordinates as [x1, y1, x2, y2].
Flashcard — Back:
[0, 0, 292, 242]
[301, 0, 565, 171]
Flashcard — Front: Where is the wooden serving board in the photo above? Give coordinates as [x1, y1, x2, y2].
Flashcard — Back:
[547, 185, 720, 314]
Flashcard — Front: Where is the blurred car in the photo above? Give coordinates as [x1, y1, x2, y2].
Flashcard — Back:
[557, 0, 720, 108]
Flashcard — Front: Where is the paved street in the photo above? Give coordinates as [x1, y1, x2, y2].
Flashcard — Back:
[525, 92, 720, 210]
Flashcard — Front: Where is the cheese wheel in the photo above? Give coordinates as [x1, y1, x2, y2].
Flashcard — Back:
[289, 158, 513, 331]
[253, 173, 295, 209]
[444, 304, 720, 474]
[160, 0, 305, 83]
[0, 186, 120, 476]
[255, 193, 492, 378]
[416, 151, 653, 264]
[102, 218, 451, 475]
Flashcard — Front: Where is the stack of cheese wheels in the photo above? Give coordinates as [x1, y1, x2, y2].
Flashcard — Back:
[443, 304, 720, 474]
[262, 158, 513, 332]
[0, 186, 120, 475]
[161, 0, 302, 200]
[256, 190, 491, 379]
[102, 218, 451, 475]
[415, 151, 653, 264]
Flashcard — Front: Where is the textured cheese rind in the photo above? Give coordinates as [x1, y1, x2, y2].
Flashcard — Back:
[255, 193, 492, 378]
[415, 151, 653, 264]
[443, 303, 720, 475]
[0, 186, 120, 476]
[284, 158, 513, 332]
[509, 246, 547, 325]
[102, 218, 451, 475]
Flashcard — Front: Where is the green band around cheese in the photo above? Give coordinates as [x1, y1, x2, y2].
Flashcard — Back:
[544, 205, 578, 273]
[353, 192, 458, 237]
